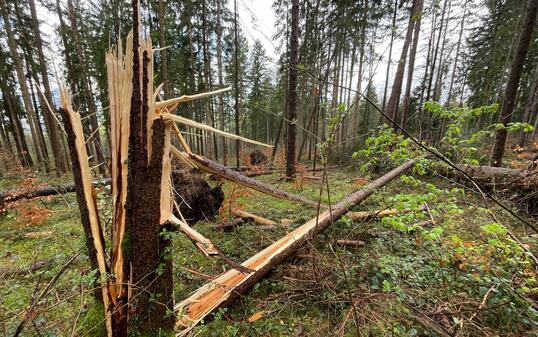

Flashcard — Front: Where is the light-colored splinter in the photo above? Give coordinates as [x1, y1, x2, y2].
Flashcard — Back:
[156, 86, 232, 108]
[162, 113, 273, 148]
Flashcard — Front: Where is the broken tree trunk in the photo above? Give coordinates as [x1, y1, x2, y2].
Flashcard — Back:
[0, 179, 111, 207]
[174, 159, 416, 335]
[348, 207, 426, 221]
[187, 153, 326, 209]
[435, 164, 537, 190]
[59, 90, 112, 333]
[230, 208, 276, 226]
[215, 218, 245, 231]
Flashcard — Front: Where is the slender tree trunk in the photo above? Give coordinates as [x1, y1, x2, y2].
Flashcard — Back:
[66, 0, 106, 175]
[490, 0, 538, 167]
[216, 0, 226, 165]
[286, 0, 299, 179]
[29, 0, 67, 175]
[157, 0, 171, 98]
[401, 0, 423, 131]
[27, 72, 50, 166]
[233, 0, 241, 168]
[202, 0, 218, 161]
[0, 0, 46, 169]
[382, 0, 398, 111]
[0, 83, 33, 166]
[386, 0, 422, 125]
[447, 0, 468, 104]
[519, 63, 538, 146]
[433, 0, 451, 102]
[426, 0, 447, 102]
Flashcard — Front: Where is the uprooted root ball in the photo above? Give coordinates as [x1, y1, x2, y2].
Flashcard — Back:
[173, 169, 224, 224]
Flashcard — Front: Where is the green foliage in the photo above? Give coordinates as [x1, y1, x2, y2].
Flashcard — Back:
[352, 125, 427, 174]
[423, 102, 533, 164]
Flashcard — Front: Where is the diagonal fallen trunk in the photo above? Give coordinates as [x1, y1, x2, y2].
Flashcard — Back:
[187, 153, 326, 209]
[174, 159, 416, 335]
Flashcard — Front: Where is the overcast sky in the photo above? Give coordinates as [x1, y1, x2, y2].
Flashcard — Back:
[35, 1, 474, 105]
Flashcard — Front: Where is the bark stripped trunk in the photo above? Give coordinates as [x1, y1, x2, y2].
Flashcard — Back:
[286, 0, 299, 178]
[490, 0, 538, 167]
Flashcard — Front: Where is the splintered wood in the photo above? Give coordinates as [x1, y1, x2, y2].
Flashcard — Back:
[59, 86, 113, 336]
[174, 159, 416, 335]
[106, 32, 133, 300]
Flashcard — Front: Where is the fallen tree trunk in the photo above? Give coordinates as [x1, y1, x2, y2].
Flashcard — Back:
[348, 206, 426, 221]
[188, 153, 326, 209]
[215, 218, 245, 231]
[230, 208, 276, 226]
[174, 159, 416, 335]
[0, 179, 111, 205]
[436, 164, 537, 189]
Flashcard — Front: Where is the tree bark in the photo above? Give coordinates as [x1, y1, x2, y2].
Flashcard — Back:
[490, 0, 538, 167]
[29, 0, 67, 175]
[446, 0, 468, 104]
[385, 0, 422, 125]
[66, 0, 107, 175]
[382, 0, 398, 111]
[233, 0, 241, 168]
[401, 0, 423, 130]
[157, 0, 170, 98]
[519, 63, 538, 146]
[188, 153, 325, 209]
[216, 0, 227, 165]
[286, 0, 299, 178]
[0, 0, 45, 168]
[58, 108, 103, 300]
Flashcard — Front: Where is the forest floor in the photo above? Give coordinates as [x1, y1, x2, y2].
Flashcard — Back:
[0, 144, 537, 337]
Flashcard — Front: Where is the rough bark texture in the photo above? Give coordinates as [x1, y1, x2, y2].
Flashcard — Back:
[58, 108, 101, 299]
[385, 0, 422, 124]
[66, 0, 106, 175]
[286, 0, 299, 178]
[490, 0, 538, 167]
[401, 0, 424, 130]
[0, 0, 45, 167]
[122, 9, 174, 331]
